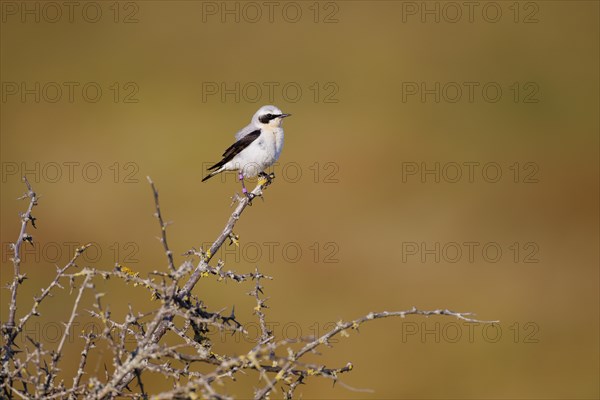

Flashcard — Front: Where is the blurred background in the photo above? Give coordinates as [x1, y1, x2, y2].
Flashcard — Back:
[1, 1, 598, 398]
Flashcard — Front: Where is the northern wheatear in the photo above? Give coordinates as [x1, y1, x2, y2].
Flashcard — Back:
[202, 105, 291, 197]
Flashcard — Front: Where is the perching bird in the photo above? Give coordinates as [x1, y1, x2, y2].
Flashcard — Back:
[202, 105, 291, 197]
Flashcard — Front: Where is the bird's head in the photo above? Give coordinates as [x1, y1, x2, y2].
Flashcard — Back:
[253, 105, 291, 128]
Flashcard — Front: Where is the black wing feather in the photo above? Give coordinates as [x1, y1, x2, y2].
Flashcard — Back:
[207, 130, 261, 171]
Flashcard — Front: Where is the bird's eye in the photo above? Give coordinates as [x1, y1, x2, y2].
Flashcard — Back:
[259, 114, 274, 124]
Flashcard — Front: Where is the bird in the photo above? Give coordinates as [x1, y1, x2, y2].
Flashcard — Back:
[202, 105, 291, 198]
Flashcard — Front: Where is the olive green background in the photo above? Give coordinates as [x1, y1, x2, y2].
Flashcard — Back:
[1, 1, 598, 398]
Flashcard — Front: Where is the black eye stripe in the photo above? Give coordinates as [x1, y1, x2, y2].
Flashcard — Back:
[259, 113, 279, 124]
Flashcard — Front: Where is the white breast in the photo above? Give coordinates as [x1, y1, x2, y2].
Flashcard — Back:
[230, 128, 284, 178]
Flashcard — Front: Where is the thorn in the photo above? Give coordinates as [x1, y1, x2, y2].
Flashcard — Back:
[29, 214, 37, 228]
[23, 233, 34, 246]
[228, 232, 240, 247]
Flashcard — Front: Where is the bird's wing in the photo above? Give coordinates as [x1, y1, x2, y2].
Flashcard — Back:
[234, 123, 256, 140]
[207, 130, 261, 171]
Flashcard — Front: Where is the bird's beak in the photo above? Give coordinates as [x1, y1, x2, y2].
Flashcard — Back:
[279, 113, 291, 118]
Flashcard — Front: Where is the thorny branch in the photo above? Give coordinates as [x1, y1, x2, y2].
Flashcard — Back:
[2, 177, 37, 385]
[3, 177, 36, 338]
[148, 177, 176, 273]
[98, 177, 274, 397]
[0, 176, 498, 399]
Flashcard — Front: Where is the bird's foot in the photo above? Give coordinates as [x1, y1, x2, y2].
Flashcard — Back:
[258, 172, 275, 187]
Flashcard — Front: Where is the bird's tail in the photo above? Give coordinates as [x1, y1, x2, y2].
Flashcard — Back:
[202, 169, 221, 182]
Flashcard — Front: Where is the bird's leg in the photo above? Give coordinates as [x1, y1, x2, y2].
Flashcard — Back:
[238, 171, 246, 194]
[239, 171, 255, 202]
